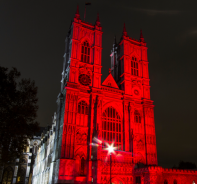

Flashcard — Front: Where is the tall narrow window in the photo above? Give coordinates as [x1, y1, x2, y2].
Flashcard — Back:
[80, 157, 85, 175]
[78, 101, 89, 115]
[118, 60, 121, 79]
[131, 57, 139, 76]
[134, 110, 141, 123]
[81, 41, 90, 63]
[16, 167, 25, 184]
[164, 180, 168, 184]
[2, 167, 13, 184]
[174, 180, 177, 184]
[102, 107, 121, 149]
[136, 176, 141, 184]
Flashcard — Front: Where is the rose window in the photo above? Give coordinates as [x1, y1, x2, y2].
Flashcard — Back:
[78, 74, 91, 86]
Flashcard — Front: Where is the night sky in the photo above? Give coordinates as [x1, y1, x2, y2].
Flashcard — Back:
[1, 1, 197, 168]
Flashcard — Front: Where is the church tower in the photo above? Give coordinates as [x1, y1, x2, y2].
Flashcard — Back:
[61, 6, 102, 90]
[110, 25, 157, 166]
[53, 8, 157, 184]
[30, 8, 197, 184]
[53, 7, 103, 184]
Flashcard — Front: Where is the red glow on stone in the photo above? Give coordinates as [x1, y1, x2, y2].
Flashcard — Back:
[56, 7, 197, 184]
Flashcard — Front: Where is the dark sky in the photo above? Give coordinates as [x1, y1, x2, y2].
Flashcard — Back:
[1, 1, 197, 168]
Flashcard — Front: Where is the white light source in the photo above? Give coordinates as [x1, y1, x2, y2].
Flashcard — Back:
[106, 143, 115, 154]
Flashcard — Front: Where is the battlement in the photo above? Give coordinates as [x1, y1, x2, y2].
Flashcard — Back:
[135, 165, 197, 174]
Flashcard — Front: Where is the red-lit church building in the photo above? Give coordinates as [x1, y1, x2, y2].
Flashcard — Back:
[32, 7, 197, 184]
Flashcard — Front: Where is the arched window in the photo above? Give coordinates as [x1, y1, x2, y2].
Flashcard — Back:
[17, 167, 25, 184]
[78, 101, 89, 115]
[80, 157, 86, 175]
[164, 180, 168, 184]
[134, 110, 141, 123]
[20, 157, 27, 164]
[2, 167, 13, 184]
[174, 180, 177, 184]
[81, 41, 90, 63]
[102, 107, 122, 149]
[131, 57, 139, 76]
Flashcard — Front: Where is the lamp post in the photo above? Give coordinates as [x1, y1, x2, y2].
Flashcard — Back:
[106, 143, 115, 184]
[91, 138, 116, 184]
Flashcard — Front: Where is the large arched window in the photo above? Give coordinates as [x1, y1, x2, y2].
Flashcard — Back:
[78, 101, 89, 115]
[102, 107, 122, 149]
[81, 41, 90, 63]
[2, 167, 13, 184]
[131, 57, 139, 76]
[134, 110, 141, 123]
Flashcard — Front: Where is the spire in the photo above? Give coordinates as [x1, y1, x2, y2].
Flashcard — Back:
[76, 5, 79, 14]
[95, 13, 101, 26]
[96, 13, 100, 22]
[123, 23, 128, 36]
[109, 68, 111, 74]
[75, 5, 80, 19]
[140, 29, 145, 42]
[113, 35, 117, 45]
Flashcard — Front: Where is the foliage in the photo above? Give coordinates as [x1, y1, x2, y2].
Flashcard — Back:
[0, 67, 39, 165]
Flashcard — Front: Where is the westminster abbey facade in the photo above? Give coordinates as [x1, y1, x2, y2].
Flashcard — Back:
[28, 6, 197, 184]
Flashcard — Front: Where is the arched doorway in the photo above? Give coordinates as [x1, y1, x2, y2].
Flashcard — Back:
[2, 167, 13, 184]
[110, 178, 124, 184]
[112, 181, 123, 184]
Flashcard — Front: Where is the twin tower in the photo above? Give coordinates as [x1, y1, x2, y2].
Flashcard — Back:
[34, 6, 158, 184]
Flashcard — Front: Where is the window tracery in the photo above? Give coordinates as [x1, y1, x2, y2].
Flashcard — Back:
[78, 101, 89, 115]
[131, 57, 139, 76]
[102, 107, 122, 149]
[81, 41, 90, 63]
[134, 110, 141, 123]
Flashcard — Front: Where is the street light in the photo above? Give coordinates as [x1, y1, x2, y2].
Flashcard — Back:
[91, 138, 117, 184]
[105, 143, 115, 184]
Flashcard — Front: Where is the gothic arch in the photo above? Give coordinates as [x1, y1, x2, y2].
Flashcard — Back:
[80, 39, 91, 64]
[102, 106, 122, 150]
[77, 98, 89, 105]
[74, 147, 87, 159]
[80, 37, 92, 46]
[74, 150, 87, 176]
[2, 167, 13, 184]
[108, 177, 125, 184]
[134, 110, 141, 123]
[19, 156, 27, 164]
[77, 100, 89, 115]
[102, 102, 123, 119]
[129, 49, 140, 58]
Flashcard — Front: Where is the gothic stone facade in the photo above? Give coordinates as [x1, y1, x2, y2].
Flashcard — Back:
[0, 136, 41, 184]
[32, 7, 197, 184]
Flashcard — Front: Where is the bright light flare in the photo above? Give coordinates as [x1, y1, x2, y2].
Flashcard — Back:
[108, 145, 114, 153]
[103, 143, 118, 155]
[93, 137, 102, 145]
